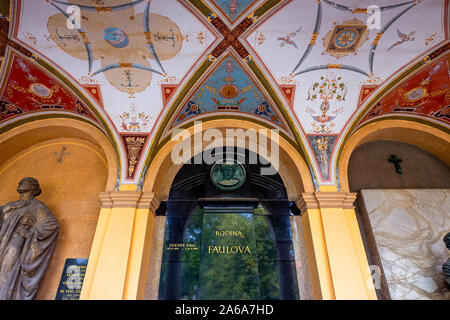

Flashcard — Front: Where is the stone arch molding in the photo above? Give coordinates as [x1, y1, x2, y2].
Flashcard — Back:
[337, 119, 450, 192]
[0, 46, 127, 186]
[142, 119, 315, 201]
[0, 117, 119, 191]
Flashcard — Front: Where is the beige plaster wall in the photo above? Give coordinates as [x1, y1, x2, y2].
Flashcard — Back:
[349, 140, 450, 191]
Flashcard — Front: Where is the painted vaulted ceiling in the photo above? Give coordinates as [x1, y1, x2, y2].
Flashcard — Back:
[0, 0, 448, 189]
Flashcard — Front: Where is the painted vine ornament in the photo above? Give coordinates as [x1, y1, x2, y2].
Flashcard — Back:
[124, 136, 146, 179]
[118, 103, 152, 132]
[306, 74, 346, 133]
[0, 178, 59, 300]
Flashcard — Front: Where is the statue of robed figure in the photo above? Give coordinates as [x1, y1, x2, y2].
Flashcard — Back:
[0, 177, 59, 300]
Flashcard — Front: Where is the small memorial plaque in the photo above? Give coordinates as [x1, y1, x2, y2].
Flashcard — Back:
[55, 258, 88, 300]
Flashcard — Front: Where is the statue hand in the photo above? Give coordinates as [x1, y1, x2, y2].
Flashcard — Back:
[16, 214, 35, 237]
[19, 214, 35, 228]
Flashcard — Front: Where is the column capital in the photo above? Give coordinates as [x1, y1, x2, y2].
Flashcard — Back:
[98, 192, 114, 208]
[137, 192, 160, 212]
[99, 191, 161, 213]
[296, 192, 357, 212]
[99, 191, 142, 208]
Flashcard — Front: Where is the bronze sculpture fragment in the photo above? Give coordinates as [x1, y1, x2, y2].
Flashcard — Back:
[0, 177, 59, 300]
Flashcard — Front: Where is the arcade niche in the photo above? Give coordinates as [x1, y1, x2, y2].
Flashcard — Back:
[157, 148, 300, 300]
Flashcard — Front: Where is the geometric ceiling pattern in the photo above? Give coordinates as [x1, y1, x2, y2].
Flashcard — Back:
[1, 0, 448, 188]
[245, 0, 446, 134]
[165, 53, 291, 138]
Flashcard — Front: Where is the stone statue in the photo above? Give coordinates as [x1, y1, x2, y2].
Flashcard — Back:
[443, 232, 450, 286]
[0, 177, 59, 300]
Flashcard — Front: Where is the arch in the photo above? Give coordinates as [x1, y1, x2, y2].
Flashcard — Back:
[142, 119, 315, 201]
[0, 137, 110, 299]
[155, 147, 308, 300]
[337, 119, 450, 192]
[0, 117, 119, 190]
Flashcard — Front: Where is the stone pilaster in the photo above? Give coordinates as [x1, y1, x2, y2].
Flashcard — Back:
[82, 191, 161, 300]
[296, 192, 357, 213]
[295, 191, 377, 300]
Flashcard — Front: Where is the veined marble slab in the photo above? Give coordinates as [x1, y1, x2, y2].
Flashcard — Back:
[361, 189, 450, 300]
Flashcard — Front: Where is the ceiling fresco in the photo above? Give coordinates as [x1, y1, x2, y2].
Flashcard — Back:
[357, 53, 450, 127]
[12, 0, 216, 133]
[245, 0, 446, 134]
[164, 53, 291, 138]
[208, 0, 259, 24]
[1, 0, 448, 188]
[0, 49, 100, 127]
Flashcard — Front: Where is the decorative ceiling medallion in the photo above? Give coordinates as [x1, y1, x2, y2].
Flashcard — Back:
[29, 83, 52, 99]
[81, 84, 104, 109]
[358, 84, 378, 106]
[322, 19, 368, 59]
[278, 84, 296, 108]
[103, 27, 130, 49]
[405, 87, 428, 102]
[220, 83, 239, 99]
[211, 159, 246, 191]
[0, 100, 23, 119]
[161, 83, 178, 107]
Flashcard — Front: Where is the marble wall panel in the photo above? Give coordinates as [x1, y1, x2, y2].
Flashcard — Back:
[361, 189, 450, 300]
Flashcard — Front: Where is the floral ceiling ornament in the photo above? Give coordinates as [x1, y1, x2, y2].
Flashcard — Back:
[123, 135, 147, 179]
[117, 102, 151, 132]
[307, 135, 338, 181]
[47, 0, 183, 96]
[306, 73, 346, 133]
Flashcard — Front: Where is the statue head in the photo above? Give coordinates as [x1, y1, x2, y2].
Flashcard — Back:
[444, 232, 450, 250]
[221, 164, 235, 181]
[17, 177, 41, 197]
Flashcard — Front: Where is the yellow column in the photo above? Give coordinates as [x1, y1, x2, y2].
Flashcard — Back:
[123, 193, 159, 300]
[79, 199, 112, 300]
[80, 191, 159, 300]
[297, 192, 377, 300]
